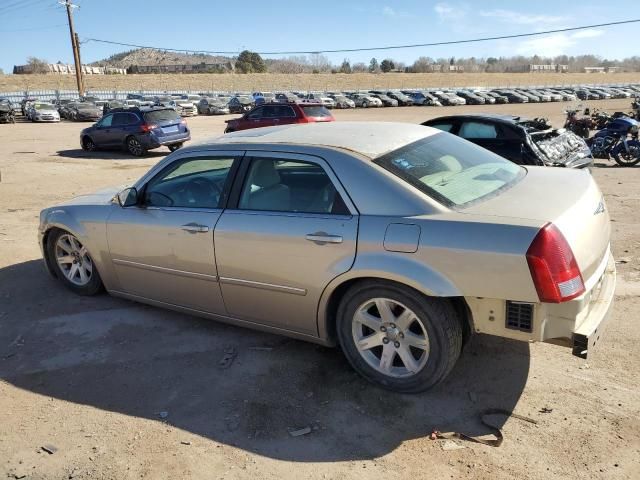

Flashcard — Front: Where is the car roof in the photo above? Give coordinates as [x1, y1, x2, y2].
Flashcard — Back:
[193, 121, 438, 158]
[425, 113, 524, 124]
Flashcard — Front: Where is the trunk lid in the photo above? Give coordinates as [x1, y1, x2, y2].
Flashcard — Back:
[464, 167, 610, 283]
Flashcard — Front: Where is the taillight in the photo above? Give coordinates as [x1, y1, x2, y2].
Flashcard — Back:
[180, 119, 187, 125]
[140, 123, 157, 133]
[526, 223, 585, 303]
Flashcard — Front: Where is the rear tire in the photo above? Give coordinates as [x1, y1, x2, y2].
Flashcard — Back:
[126, 136, 145, 157]
[336, 280, 462, 393]
[168, 143, 183, 152]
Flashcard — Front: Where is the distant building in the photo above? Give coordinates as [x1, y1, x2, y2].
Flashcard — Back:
[584, 66, 606, 73]
[13, 63, 126, 75]
[128, 62, 233, 74]
[506, 64, 568, 73]
[448, 65, 464, 72]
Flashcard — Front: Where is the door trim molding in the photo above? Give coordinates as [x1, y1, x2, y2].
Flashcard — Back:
[112, 258, 218, 282]
[219, 276, 307, 296]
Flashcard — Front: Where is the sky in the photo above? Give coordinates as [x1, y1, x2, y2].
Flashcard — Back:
[1, 0, 639, 73]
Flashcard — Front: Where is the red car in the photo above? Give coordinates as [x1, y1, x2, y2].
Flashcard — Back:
[224, 102, 334, 133]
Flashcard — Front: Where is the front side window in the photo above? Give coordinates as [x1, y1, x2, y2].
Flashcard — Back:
[248, 107, 264, 119]
[144, 157, 237, 209]
[374, 133, 524, 207]
[238, 158, 348, 214]
[429, 123, 454, 133]
[97, 115, 113, 127]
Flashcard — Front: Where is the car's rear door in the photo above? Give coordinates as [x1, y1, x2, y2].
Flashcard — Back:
[214, 152, 358, 336]
[106, 151, 243, 314]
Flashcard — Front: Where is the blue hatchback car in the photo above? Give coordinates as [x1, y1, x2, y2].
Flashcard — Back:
[80, 107, 190, 156]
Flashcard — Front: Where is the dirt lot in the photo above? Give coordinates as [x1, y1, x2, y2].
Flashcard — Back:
[2, 72, 640, 93]
[0, 99, 639, 480]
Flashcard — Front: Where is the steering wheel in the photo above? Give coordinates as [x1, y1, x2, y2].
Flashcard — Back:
[185, 177, 221, 206]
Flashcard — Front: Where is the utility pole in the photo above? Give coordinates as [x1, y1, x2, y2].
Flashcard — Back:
[61, 1, 84, 97]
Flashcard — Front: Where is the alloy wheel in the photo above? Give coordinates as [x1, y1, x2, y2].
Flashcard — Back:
[127, 137, 144, 156]
[55, 234, 93, 286]
[352, 298, 430, 378]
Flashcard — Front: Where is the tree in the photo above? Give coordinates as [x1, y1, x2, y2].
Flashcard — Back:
[352, 62, 367, 73]
[27, 56, 49, 74]
[309, 53, 331, 73]
[339, 59, 352, 74]
[235, 50, 266, 73]
[368, 57, 379, 73]
[380, 59, 395, 73]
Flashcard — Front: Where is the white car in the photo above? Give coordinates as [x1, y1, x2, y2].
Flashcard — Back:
[28, 102, 60, 122]
[305, 93, 336, 109]
[351, 94, 383, 108]
[328, 94, 356, 109]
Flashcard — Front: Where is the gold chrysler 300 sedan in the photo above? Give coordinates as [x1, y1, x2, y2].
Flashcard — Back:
[38, 122, 616, 392]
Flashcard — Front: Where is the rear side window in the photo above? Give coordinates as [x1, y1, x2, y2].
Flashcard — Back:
[112, 113, 138, 126]
[459, 122, 498, 139]
[301, 105, 332, 118]
[143, 109, 180, 124]
[264, 105, 296, 118]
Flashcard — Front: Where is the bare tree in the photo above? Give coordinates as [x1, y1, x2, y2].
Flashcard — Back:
[27, 57, 49, 74]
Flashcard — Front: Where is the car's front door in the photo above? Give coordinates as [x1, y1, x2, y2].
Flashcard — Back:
[91, 113, 115, 147]
[241, 106, 265, 130]
[214, 152, 359, 335]
[106, 151, 242, 314]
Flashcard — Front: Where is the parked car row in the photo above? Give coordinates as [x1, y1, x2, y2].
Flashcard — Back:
[9, 84, 640, 124]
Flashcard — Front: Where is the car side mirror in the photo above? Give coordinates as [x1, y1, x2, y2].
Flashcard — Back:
[116, 187, 138, 207]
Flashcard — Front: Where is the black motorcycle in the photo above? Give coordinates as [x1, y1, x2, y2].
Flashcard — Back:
[587, 116, 640, 167]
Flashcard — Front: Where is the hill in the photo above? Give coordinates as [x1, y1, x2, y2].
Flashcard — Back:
[91, 48, 233, 68]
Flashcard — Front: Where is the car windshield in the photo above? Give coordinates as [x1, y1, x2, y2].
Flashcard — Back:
[300, 105, 332, 118]
[35, 103, 54, 109]
[144, 109, 180, 123]
[374, 133, 524, 208]
[77, 104, 97, 109]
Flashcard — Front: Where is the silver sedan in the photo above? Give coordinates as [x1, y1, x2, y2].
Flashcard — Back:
[39, 122, 615, 392]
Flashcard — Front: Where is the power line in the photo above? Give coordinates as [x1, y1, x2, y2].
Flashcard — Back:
[82, 18, 640, 55]
[0, 0, 53, 17]
[0, 23, 66, 33]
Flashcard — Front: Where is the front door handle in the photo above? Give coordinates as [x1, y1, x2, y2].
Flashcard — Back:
[181, 223, 209, 233]
[305, 232, 343, 244]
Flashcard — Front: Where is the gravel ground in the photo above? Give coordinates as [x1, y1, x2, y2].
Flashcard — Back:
[0, 99, 638, 480]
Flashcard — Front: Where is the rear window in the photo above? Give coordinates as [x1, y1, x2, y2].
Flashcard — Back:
[301, 105, 332, 118]
[144, 109, 180, 123]
[374, 133, 524, 208]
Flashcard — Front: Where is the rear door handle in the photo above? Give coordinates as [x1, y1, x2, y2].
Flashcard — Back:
[305, 233, 343, 244]
[181, 223, 209, 233]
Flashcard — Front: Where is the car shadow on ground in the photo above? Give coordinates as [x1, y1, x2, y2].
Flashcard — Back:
[0, 260, 531, 462]
[56, 149, 168, 161]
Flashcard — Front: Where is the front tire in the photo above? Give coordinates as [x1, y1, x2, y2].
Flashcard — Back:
[81, 136, 96, 151]
[47, 230, 103, 296]
[336, 281, 462, 393]
[612, 141, 640, 167]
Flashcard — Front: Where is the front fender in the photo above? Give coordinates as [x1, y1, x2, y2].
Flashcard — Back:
[611, 139, 640, 159]
[40, 205, 115, 288]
